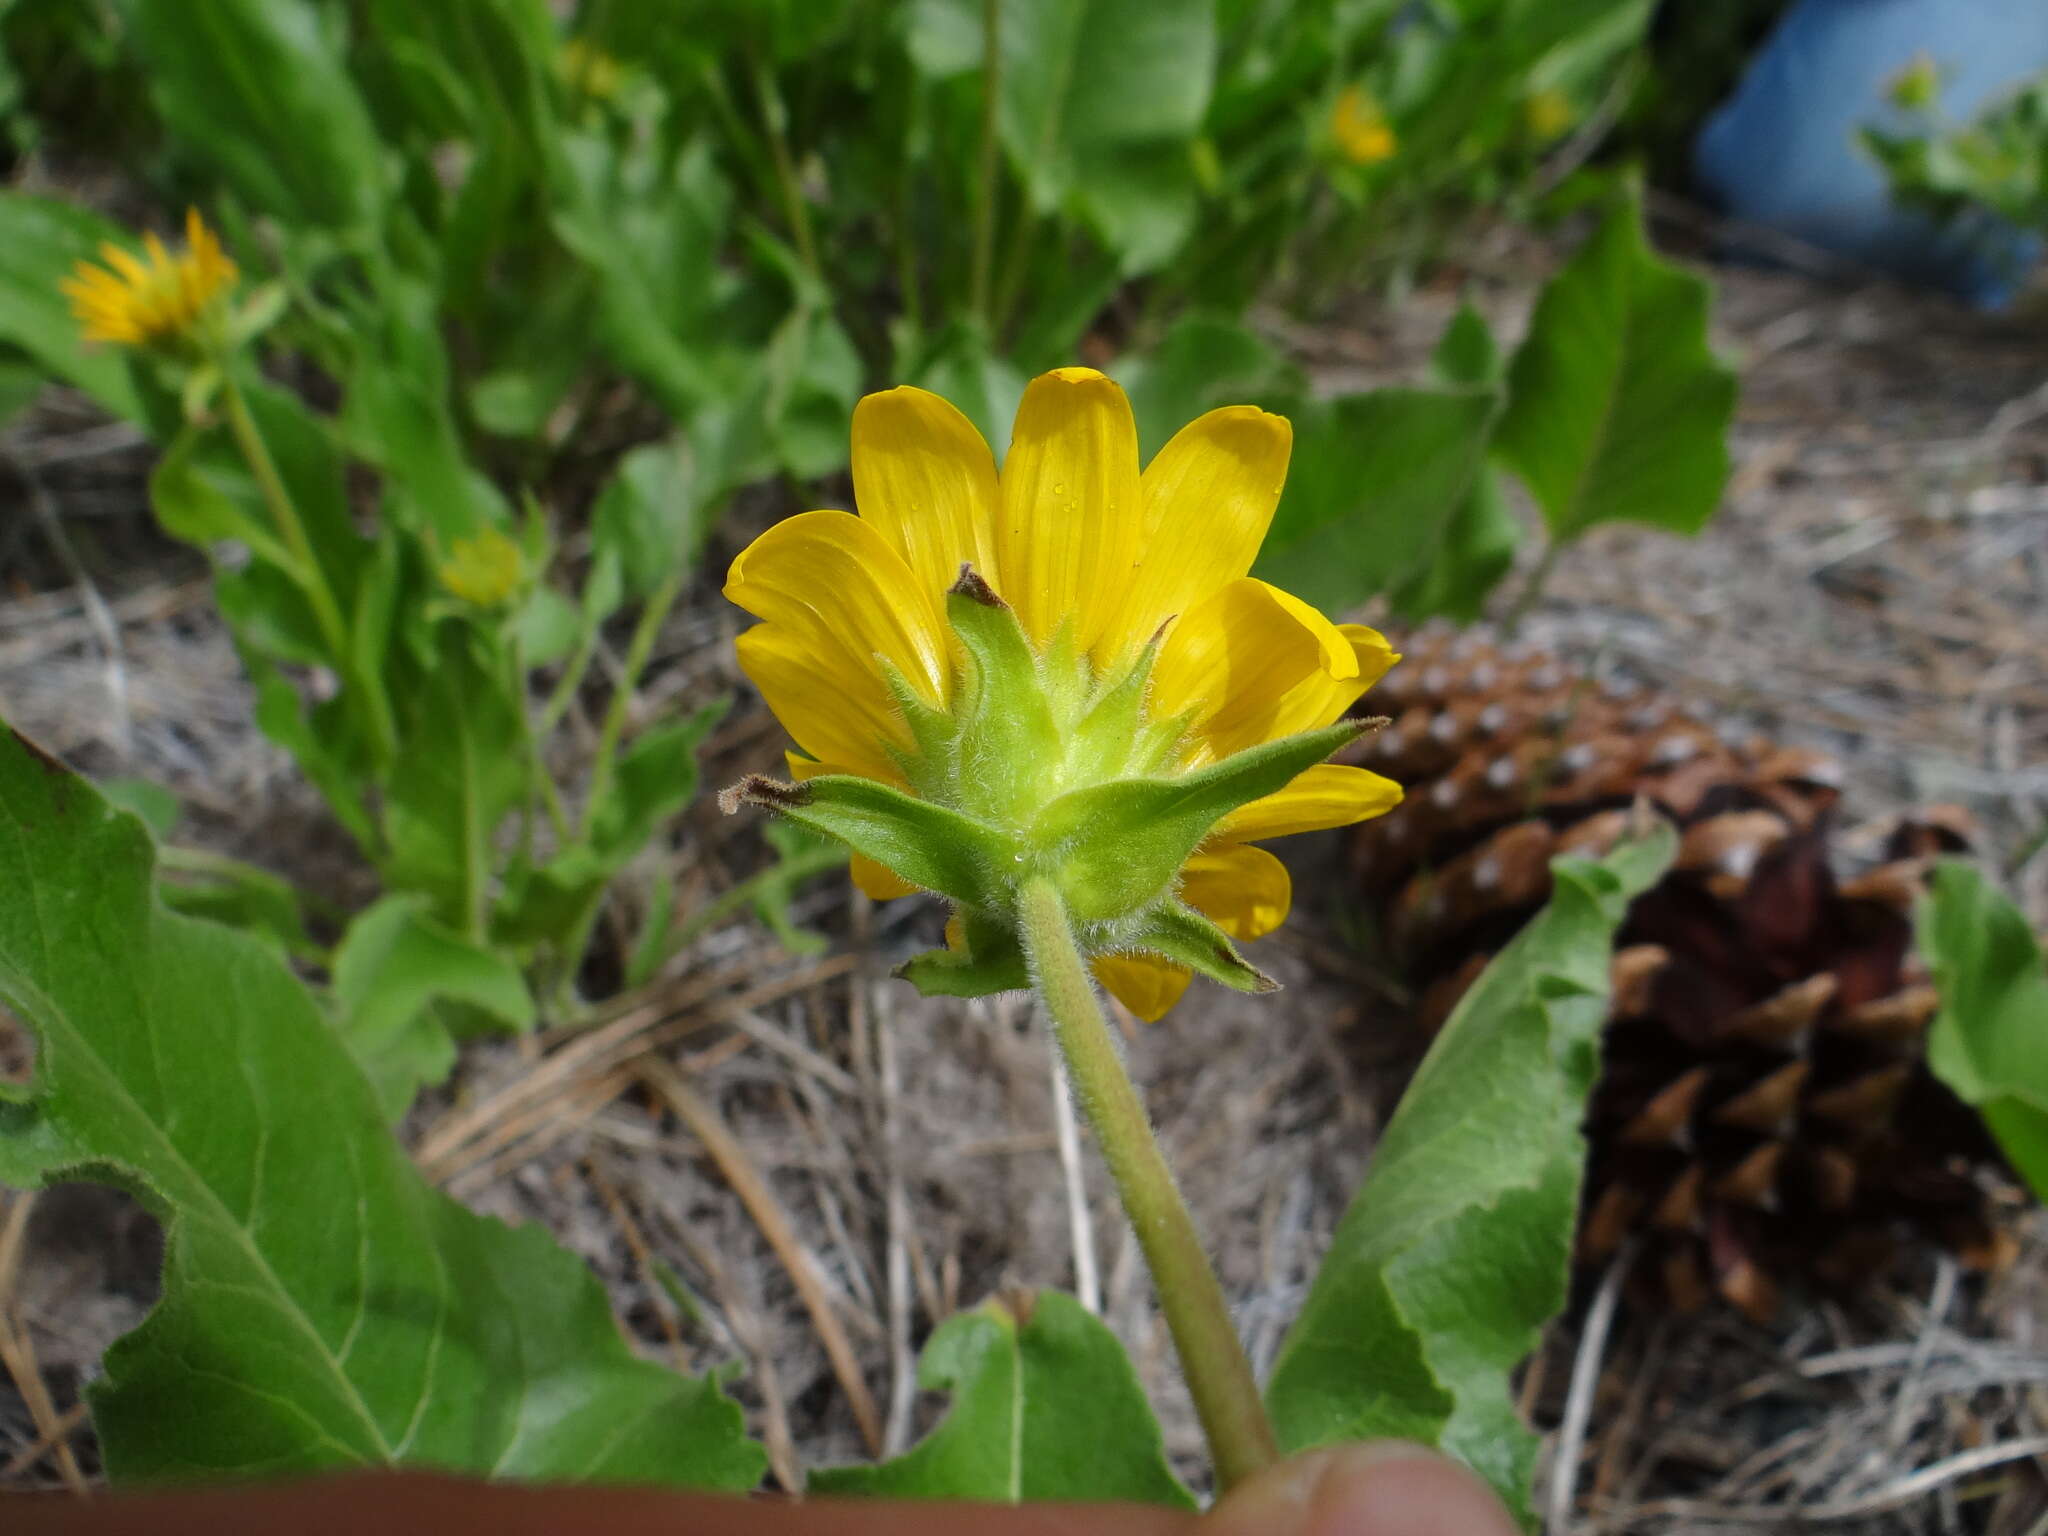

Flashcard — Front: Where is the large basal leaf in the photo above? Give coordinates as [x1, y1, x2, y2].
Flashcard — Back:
[1254, 385, 1499, 615]
[117, 0, 387, 235]
[811, 1290, 1192, 1507]
[1264, 828, 1676, 1527]
[1492, 187, 1737, 543]
[0, 723, 763, 1487]
[0, 192, 152, 424]
[1919, 861, 2048, 1201]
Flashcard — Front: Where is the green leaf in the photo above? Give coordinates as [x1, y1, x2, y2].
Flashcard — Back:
[812, 1291, 1192, 1507]
[723, 773, 1012, 911]
[332, 895, 535, 1122]
[588, 702, 728, 867]
[1265, 827, 1676, 1527]
[591, 438, 708, 609]
[0, 192, 151, 423]
[1255, 386, 1499, 615]
[1388, 466, 1521, 624]
[117, 0, 386, 233]
[157, 848, 322, 967]
[96, 777, 183, 838]
[914, 0, 1217, 270]
[0, 722, 763, 1487]
[1492, 187, 1737, 542]
[149, 426, 298, 571]
[1918, 861, 2048, 1200]
[380, 628, 528, 932]
[1035, 720, 1367, 924]
[1431, 303, 1502, 389]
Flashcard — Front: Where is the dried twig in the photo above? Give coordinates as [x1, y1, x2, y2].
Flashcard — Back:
[641, 1057, 885, 1459]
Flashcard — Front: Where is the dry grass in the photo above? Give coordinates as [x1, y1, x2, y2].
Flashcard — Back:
[0, 219, 2043, 1528]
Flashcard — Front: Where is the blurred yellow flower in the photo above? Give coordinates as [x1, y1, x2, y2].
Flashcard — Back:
[438, 528, 526, 608]
[724, 367, 1403, 1020]
[1523, 87, 1576, 141]
[1331, 86, 1397, 166]
[61, 208, 237, 349]
[560, 36, 624, 101]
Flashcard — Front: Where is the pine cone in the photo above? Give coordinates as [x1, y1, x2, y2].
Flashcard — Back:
[1349, 627, 2016, 1322]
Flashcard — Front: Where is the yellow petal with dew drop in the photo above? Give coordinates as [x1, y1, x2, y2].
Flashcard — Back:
[1179, 843, 1292, 940]
[1093, 953, 1193, 1023]
[853, 385, 1002, 601]
[1215, 763, 1404, 843]
[1100, 405, 1292, 664]
[995, 367, 1142, 660]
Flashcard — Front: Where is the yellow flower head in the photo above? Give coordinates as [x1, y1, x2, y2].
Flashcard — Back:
[61, 208, 237, 350]
[723, 368, 1403, 1021]
[1523, 87, 1575, 142]
[437, 527, 526, 608]
[1331, 86, 1397, 166]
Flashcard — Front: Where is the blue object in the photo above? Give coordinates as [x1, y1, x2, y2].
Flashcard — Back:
[1693, 0, 2048, 308]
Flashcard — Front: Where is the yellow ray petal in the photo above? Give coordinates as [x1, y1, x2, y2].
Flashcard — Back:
[1254, 622, 1401, 749]
[1180, 843, 1292, 940]
[852, 385, 1001, 600]
[1093, 953, 1193, 1023]
[1151, 578, 1363, 763]
[995, 367, 1142, 659]
[726, 510, 951, 778]
[851, 854, 919, 900]
[1215, 763, 1404, 843]
[738, 626, 908, 783]
[1101, 405, 1292, 663]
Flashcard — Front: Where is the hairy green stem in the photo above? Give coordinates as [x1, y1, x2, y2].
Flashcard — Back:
[1016, 876, 1280, 1492]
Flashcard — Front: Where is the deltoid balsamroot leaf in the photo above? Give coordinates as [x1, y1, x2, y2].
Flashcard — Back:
[1254, 385, 1501, 617]
[0, 725, 763, 1489]
[1492, 184, 1738, 543]
[1919, 861, 2048, 1201]
[811, 1290, 1193, 1507]
[1264, 828, 1676, 1529]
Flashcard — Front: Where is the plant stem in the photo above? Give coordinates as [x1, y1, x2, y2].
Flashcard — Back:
[750, 55, 822, 282]
[969, 0, 1002, 325]
[218, 374, 350, 678]
[1015, 876, 1280, 1493]
[580, 564, 686, 838]
[1503, 534, 1561, 636]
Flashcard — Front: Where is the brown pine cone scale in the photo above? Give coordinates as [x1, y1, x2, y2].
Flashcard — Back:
[1349, 627, 2016, 1322]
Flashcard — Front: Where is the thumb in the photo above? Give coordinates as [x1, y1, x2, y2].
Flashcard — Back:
[1203, 1443, 1522, 1536]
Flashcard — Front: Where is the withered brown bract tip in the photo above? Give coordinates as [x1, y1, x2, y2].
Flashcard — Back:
[718, 774, 810, 816]
[948, 563, 1006, 607]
